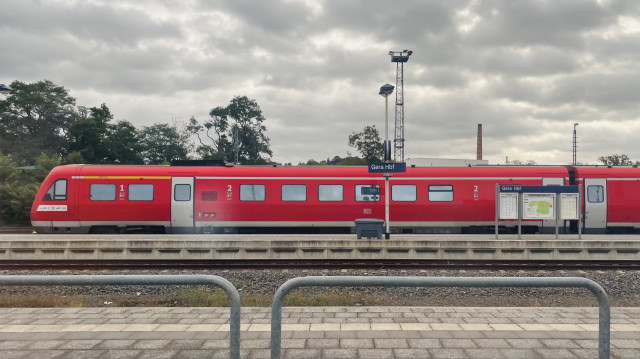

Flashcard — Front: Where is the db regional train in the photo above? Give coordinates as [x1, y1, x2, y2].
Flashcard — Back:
[29, 162, 640, 234]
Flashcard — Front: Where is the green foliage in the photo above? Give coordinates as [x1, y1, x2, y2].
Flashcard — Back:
[67, 104, 112, 163]
[299, 156, 367, 166]
[348, 125, 383, 162]
[509, 159, 537, 165]
[140, 123, 192, 164]
[188, 96, 272, 164]
[0, 153, 60, 226]
[598, 154, 636, 166]
[0, 80, 77, 165]
[104, 120, 144, 164]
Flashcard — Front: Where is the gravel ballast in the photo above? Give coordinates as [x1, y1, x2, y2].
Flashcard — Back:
[0, 267, 638, 307]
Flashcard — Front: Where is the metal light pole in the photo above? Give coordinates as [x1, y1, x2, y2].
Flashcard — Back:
[379, 84, 394, 161]
[379, 84, 394, 239]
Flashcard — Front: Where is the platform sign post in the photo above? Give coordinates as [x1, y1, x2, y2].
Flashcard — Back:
[384, 173, 391, 239]
[369, 162, 406, 239]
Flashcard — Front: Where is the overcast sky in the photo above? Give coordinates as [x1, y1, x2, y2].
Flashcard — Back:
[2, 0, 640, 165]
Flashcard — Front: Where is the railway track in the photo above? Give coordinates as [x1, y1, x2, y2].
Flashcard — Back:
[1, 259, 638, 271]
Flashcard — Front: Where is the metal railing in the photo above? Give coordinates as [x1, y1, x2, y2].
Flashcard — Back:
[270, 276, 611, 359]
[0, 275, 241, 359]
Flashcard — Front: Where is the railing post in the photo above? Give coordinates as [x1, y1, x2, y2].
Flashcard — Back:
[0, 275, 241, 359]
[270, 276, 610, 359]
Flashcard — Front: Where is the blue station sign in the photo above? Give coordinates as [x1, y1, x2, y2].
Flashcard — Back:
[499, 185, 579, 193]
[368, 162, 407, 173]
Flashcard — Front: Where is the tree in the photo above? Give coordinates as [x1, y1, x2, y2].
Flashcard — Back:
[139, 123, 191, 164]
[0, 80, 78, 165]
[598, 154, 634, 166]
[103, 120, 144, 164]
[188, 96, 272, 164]
[348, 125, 383, 162]
[0, 153, 60, 226]
[509, 159, 537, 165]
[67, 104, 113, 163]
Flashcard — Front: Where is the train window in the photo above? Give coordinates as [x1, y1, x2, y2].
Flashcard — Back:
[202, 191, 218, 201]
[587, 185, 604, 203]
[43, 179, 67, 201]
[319, 185, 343, 201]
[356, 185, 380, 202]
[128, 184, 154, 201]
[429, 185, 453, 202]
[392, 185, 417, 201]
[282, 185, 307, 201]
[90, 184, 116, 201]
[174, 184, 191, 201]
[240, 184, 265, 201]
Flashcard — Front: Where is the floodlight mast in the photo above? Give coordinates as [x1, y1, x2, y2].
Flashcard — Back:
[572, 123, 579, 165]
[389, 50, 412, 162]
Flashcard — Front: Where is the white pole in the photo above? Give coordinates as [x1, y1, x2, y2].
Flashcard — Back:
[385, 175, 390, 239]
[385, 95, 389, 152]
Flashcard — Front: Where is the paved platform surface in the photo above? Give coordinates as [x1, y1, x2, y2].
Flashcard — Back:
[0, 306, 638, 358]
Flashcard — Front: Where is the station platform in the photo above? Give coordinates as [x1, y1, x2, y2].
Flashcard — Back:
[0, 306, 638, 358]
[1, 234, 640, 262]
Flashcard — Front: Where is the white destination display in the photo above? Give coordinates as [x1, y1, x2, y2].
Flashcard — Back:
[499, 193, 518, 219]
[560, 193, 580, 220]
[523, 193, 555, 220]
[37, 205, 67, 212]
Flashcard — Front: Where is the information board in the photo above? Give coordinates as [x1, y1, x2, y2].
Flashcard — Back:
[523, 193, 556, 219]
[499, 193, 519, 219]
[560, 193, 580, 220]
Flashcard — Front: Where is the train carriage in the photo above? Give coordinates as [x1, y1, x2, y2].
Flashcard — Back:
[31, 163, 573, 234]
[572, 166, 640, 233]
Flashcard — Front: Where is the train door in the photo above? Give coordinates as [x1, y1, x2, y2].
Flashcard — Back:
[171, 177, 195, 233]
[584, 178, 607, 233]
[541, 177, 564, 233]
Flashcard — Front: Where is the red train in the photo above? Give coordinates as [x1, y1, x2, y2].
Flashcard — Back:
[30, 163, 640, 234]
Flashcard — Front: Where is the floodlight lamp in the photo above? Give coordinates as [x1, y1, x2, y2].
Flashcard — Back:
[0, 84, 12, 94]
[379, 83, 395, 96]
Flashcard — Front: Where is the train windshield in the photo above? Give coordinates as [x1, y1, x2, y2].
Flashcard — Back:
[42, 179, 67, 201]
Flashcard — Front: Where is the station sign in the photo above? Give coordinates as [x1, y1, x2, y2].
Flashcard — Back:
[368, 162, 406, 173]
[499, 185, 579, 193]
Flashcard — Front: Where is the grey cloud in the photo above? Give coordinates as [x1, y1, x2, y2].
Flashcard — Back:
[422, 68, 469, 89]
[210, 0, 313, 34]
[319, 1, 458, 42]
[470, 46, 581, 76]
[466, 0, 614, 48]
[0, 0, 181, 46]
[548, 73, 640, 108]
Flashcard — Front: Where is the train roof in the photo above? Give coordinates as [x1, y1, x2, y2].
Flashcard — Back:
[46, 164, 570, 179]
[571, 166, 640, 178]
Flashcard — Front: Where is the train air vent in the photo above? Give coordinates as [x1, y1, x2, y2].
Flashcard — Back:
[170, 160, 227, 166]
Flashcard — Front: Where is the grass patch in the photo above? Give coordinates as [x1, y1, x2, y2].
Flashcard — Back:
[0, 289, 380, 308]
[0, 295, 85, 308]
